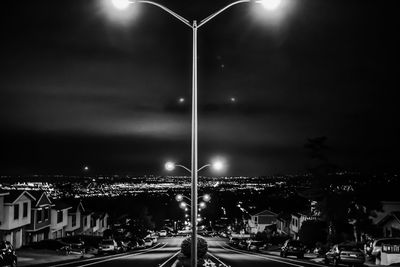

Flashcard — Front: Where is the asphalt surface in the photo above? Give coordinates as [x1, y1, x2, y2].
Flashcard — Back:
[46, 237, 329, 267]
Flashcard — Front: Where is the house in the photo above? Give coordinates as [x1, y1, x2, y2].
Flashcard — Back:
[49, 200, 72, 239]
[289, 212, 319, 239]
[0, 190, 35, 248]
[80, 210, 93, 235]
[276, 213, 291, 236]
[247, 209, 278, 234]
[371, 202, 400, 225]
[378, 212, 400, 238]
[89, 212, 109, 236]
[65, 200, 85, 236]
[25, 191, 53, 244]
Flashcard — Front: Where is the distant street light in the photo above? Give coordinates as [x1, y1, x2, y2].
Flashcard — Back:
[108, 1, 285, 265]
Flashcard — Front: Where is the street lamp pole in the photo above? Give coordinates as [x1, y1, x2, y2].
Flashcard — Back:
[111, 1, 282, 266]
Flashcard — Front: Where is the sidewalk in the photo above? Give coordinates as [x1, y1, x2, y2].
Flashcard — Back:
[17, 249, 95, 267]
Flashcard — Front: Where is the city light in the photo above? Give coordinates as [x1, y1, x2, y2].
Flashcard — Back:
[175, 194, 183, 202]
[202, 194, 211, 202]
[179, 202, 187, 209]
[199, 202, 206, 209]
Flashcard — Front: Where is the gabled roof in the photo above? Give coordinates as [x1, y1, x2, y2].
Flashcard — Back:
[378, 211, 400, 226]
[64, 199, 85, 214]
[51, 200, 72, 211]
[252, 209, 278, 217]
[4, 190, 36, 204]
[28, 191, 53, 207]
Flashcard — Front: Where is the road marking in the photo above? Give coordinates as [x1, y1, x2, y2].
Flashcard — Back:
[207, 252, 230, 267]
[53, 243, 167, 267]
[218, 243, 306, 267]
[159, 250, 181, 267]
[222, 243, 325, 267]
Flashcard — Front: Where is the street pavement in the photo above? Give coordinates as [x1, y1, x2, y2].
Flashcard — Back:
[41, 237, 331, 267]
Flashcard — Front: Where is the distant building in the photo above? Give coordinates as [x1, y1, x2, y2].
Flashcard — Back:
[247, 209, 278, 234]
[25, 191, 53, 243]
[0, 190, 35, 248]
[50, 200, 72, 239]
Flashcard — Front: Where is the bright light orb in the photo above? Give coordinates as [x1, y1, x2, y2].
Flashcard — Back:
[111, 0, 131, 10]
[83, 166, 89, 171]
[257, 0, 282, 10]
[212, 160, 224, 172]
[178, 98, 185, 103]
[165, 161, 176, 171]
[179, 202, 187, 209]
[203, 194, 211, 202]
[175, 194, 183, 202]
[199, 202, 206, 209]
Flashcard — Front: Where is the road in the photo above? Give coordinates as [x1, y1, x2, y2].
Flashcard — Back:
[49, 237, 327, 267]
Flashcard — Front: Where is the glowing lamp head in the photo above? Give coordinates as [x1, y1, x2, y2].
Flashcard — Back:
[165, 161, 176, 171]
[256, 0, 282, 10]
[83, 166, 89, 171]
[111, 0, 132, 10]
[175, 194, 183, 202]
[179, 202, 187, 209]
[202, 194, 211, 202]
[199, 202, 206, 209]
[212, 160, 224, 172]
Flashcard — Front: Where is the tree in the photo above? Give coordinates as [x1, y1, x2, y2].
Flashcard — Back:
[299, 220, 327, 248]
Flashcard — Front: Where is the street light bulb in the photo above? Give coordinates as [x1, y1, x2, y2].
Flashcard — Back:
[212, 160, 224, 172]
[176, 194, 183, 202]
[203, 194, 211, 202]
[111, 0, 131, 10]
[180, 202, 187, 209]
[257, 0, 282, 10]
[165, 162, 176, 171]
[199, 202, 206, 209]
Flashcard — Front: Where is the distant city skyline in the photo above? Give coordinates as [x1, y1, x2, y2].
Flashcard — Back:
[0, 0, 398, 176]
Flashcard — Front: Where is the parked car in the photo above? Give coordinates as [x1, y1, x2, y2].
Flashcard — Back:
[136, 239, 146, 249]
[238, 240, 248, 250]
[280, 240, 305, 258]
[229, 237, 241, 247]
[144, 237, 153, 247]
[117, 240, 129, 253]
[60, 236, 85, 253]
[31, 239, 71, 255]
[0, 241, 17, 267]
[371, 238, 400, 259]
[98, 239, 120, 255]
[324, 243, 365, 267]
[248, 240, 264, 252]
[159, 230, 167, 237]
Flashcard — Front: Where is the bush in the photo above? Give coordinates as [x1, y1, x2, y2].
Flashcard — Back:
[299, 220, 327, 248]
[180, 237, 208, 258]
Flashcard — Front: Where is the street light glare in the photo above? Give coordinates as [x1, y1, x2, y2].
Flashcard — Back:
[203, 194, 211, 202]
[179, 202, 187, 209]
[111, 0, 132, 10]
[212, 160, 224, 172]
[165, 161, 176, 171]
[175, 194, 183, 202]
[257, 0, 282, 10]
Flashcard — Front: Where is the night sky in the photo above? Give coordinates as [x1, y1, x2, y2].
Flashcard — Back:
[0, 0, 398, 176]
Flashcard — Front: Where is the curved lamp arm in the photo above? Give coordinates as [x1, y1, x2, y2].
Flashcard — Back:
[175, 164, 192, 173]
[198, 0, 251, 28]
[197, 164, 211, 172]
[136, 0, 192, 28]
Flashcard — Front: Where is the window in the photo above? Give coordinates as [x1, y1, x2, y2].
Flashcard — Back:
[57, 211, 63, 223]
[254, 216, 258, 223]
[72, 214, 76, 227]
[14, 204, 19, 220]
[44, 208, 49, 221]
[23, 202, 28, 218]
[102, 219, 104, 227]
[84, 217, 87, 226]
[37, 209, 42, 223]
